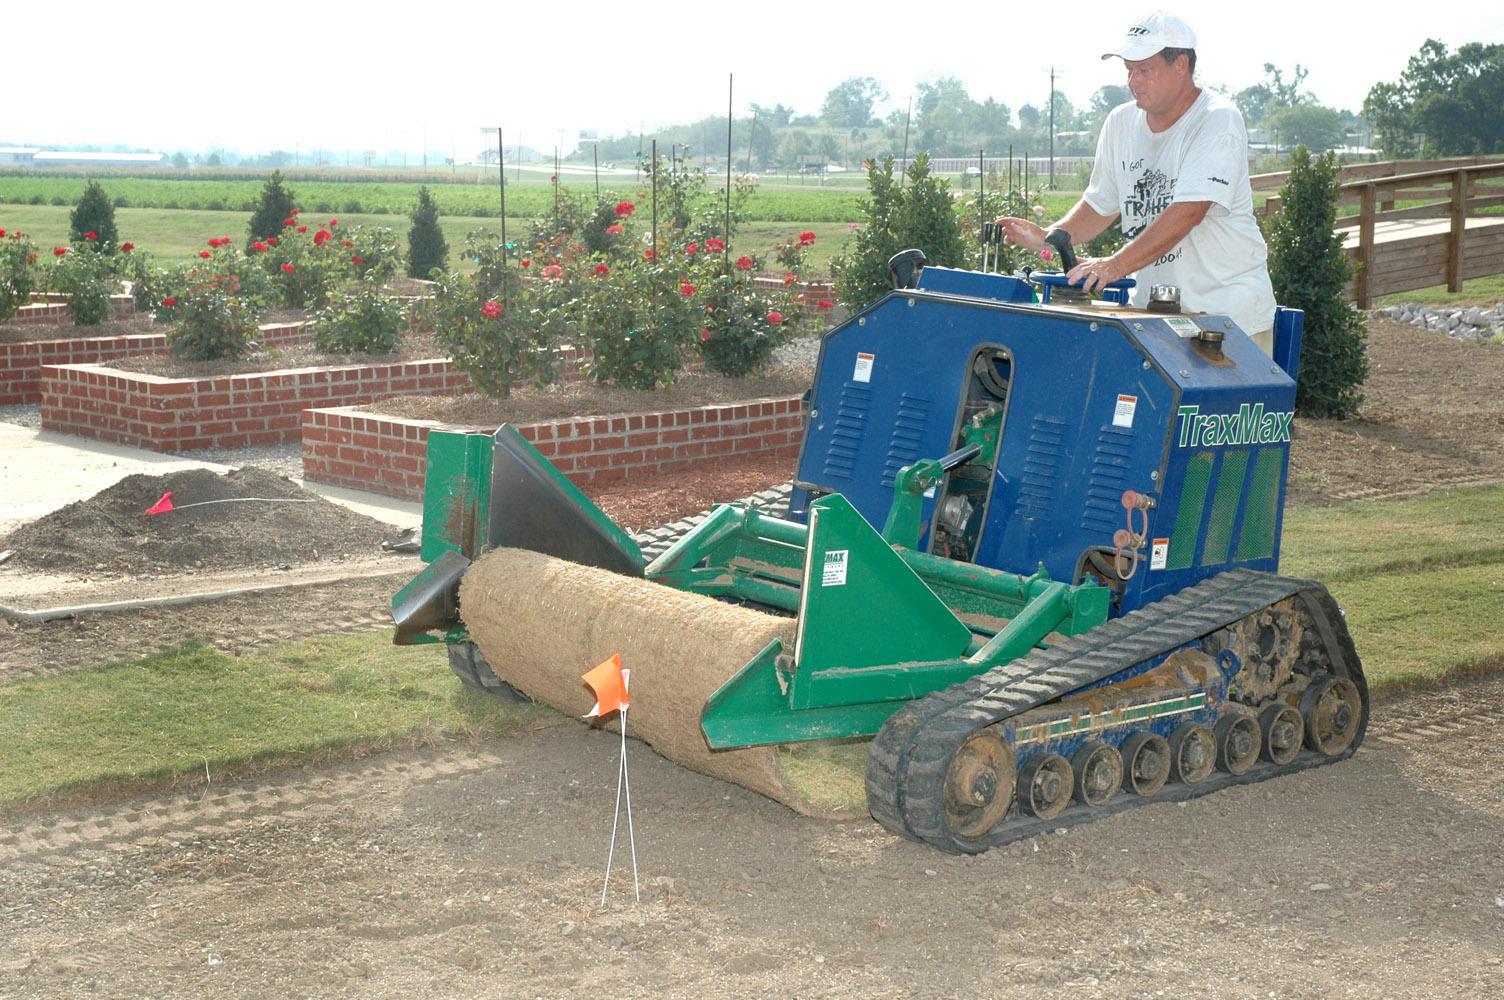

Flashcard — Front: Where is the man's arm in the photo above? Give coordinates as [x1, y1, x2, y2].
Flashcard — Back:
[995, 199, 1118, 254]
[1067, 200, 1212, 293]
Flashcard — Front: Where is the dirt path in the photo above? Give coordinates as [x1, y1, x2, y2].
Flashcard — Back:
[3, 676, 1501, 999]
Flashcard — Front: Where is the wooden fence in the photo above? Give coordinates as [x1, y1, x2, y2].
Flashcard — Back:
[1254, 157, 1504, 307]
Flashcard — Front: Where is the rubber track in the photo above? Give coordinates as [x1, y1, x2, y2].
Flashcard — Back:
[870, 569, 1369, 854]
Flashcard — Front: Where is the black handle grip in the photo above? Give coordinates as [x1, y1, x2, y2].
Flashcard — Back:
[1044, 227, 1077, 273]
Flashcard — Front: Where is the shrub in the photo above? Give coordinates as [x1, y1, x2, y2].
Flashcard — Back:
[0, 229, 38, 321]
[407, 186, 448, 277]
[69, 181, 119, 249]
[262, 218, 354, 309]
[312, 277, 405, 354]
[576, 255, 698, 389]
[1267, 146, 1368, 419]
[115, 244, 170, 314]
[695, 269, 803, 377]
[47, 242, 115, 326]
[246, 171, 297, 245]
[423, 234, 567, 398]
[163, 250, 259, 360]
[343, 224, 401, 284]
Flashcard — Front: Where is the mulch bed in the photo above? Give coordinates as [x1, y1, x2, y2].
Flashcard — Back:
[107, 331, 441, 379]
[0, 317, 160, 346]
[368, 365, 813, 426]
[3, 467, 396, 578]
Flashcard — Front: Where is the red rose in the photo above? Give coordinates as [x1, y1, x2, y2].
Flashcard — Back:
[686, 242, 699, 255]
[615, 200, 635, 217]
[767, 310, 784, 325]
[542, 264, 563, 279]
[329, 219, 338, 227]
[550, 175, 557, 183]
[290, 209, 300, 215]
[817, 299, 834, 310]
[799, 231, 816, 246]
[26, 253, 35, 264]
[351, 255, 363, 265]
[520, 258, 531, 267]
[267, 236, 278, 246]
[281, 262, 295, 273]
[251, 241, 268, 252]
[481, 299, 502, 319]
[705, 238, 724, 252]
[680, 282, 696, 298]
[605, 224, 624, 236]
[84, 231, 97, 240]
[644, 249, 656, 261]
[283, 217, 297, 227]
[297, 225, 308, 234]
[701, 327, 711, 343]
[314, 229, 333, 246]
[594, 263, 610, 276]
[342, 239, 354, 248]
[54, 247, 67, 256]
[162, 297, 176, 307]
[199, 250, 211, 258]
[0, 228, 6, 236]
[736, 255, 754, 271]
[121, 242, 134, 252]
[784, 272, 796, 286]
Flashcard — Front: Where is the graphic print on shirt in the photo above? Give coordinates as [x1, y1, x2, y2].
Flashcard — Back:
[1121, 167, 1175, 239]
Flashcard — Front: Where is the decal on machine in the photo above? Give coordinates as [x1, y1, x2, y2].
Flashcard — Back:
[852, 352, 875, 383]
[821, 549, 849, 587]
[1112, 393, 1138, 428]
[1150, 537, 1169, 570]
[1175, 403, 1293, 448]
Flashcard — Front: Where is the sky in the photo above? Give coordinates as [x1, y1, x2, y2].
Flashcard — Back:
[6, 0, 1501, 160]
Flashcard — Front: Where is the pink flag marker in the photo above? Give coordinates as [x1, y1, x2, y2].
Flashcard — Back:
[144, 491, 175, 515]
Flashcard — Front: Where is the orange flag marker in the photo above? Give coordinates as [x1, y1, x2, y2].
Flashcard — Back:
[144, 491, 176, 515]
[582, 654, 631, 719]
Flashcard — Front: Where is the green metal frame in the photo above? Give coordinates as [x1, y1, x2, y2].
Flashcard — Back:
[397, 428, 1112, 748]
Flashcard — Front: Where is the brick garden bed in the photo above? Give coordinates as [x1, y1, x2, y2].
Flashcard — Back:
[1, 322, 309, 406]
[302, 395, 807, 500]
[12, 293, 138, 326]
[39, 354, 467, 452]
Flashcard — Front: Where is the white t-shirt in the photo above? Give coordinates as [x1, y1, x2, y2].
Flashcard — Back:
[1083, 89, 1277, 336]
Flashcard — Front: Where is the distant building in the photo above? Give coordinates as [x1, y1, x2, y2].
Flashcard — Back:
[0, 148, 166, 168]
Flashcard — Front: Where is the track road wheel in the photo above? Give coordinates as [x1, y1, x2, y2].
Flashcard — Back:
[941, 732, 1016, 842]
[1121, 732, 1170, 796]
[1169, 723, 1216, 784]
[1018, 753, 1073, 820]
[1302, 676, 1363, 756]
[1259, 703, 1304, 764]
[1071, 741, 1123, 807]
[1215, 715, 1260, 775]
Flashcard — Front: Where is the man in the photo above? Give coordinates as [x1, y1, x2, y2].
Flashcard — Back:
[997, 11, 1277, 354]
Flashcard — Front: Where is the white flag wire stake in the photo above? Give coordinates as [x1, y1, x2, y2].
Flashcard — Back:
[599, 708, 640, 908]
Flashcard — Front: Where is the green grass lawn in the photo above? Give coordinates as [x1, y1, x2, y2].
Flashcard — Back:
[1376, 273, 1504, 308]
[2, 486, 1500, 812]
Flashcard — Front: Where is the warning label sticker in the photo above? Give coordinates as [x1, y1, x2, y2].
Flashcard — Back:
[853, 352, 875, 383]
[821, 549, 849, 587]
[1165, 316, 1201, 339]
[1150, 538, 1169, 570]
[1113, 393, 1138, 428]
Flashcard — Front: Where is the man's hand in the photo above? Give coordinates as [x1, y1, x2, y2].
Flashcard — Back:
[993, 217, 1048, 253]
[1066, 255, 1128, 294]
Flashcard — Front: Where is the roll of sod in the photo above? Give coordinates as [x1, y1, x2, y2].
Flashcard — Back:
[460, 547, 866, 819]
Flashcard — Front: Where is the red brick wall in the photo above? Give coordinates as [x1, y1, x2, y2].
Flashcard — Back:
[40, 356, 468, 452]
[0, 322, 308, 406]
[302, 396, 808, 500]
[12, 294, 137, 327]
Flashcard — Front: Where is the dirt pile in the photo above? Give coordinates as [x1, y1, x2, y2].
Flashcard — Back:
[3, 467, 396, 577]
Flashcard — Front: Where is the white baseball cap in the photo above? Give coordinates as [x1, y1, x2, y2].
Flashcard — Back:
[1101, 11, 1197, 61]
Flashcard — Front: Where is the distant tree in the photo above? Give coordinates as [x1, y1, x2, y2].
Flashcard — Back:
[1087, 85, 1133, 134]
[1017, 104, 1042, 130]
[407, 186, 448, 278]
[247, 171, 297, 245]
[1363, 40, 1504, 156]
[1266, 104, 1346, 152]
[205, 152, 222, 167]
[69, 181, 119, 248]
[1267, 147, 1367, 419]
[821, 77, 888, 129]
[171, 151, 189, 170]
[1235, 64, 1312, 127]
